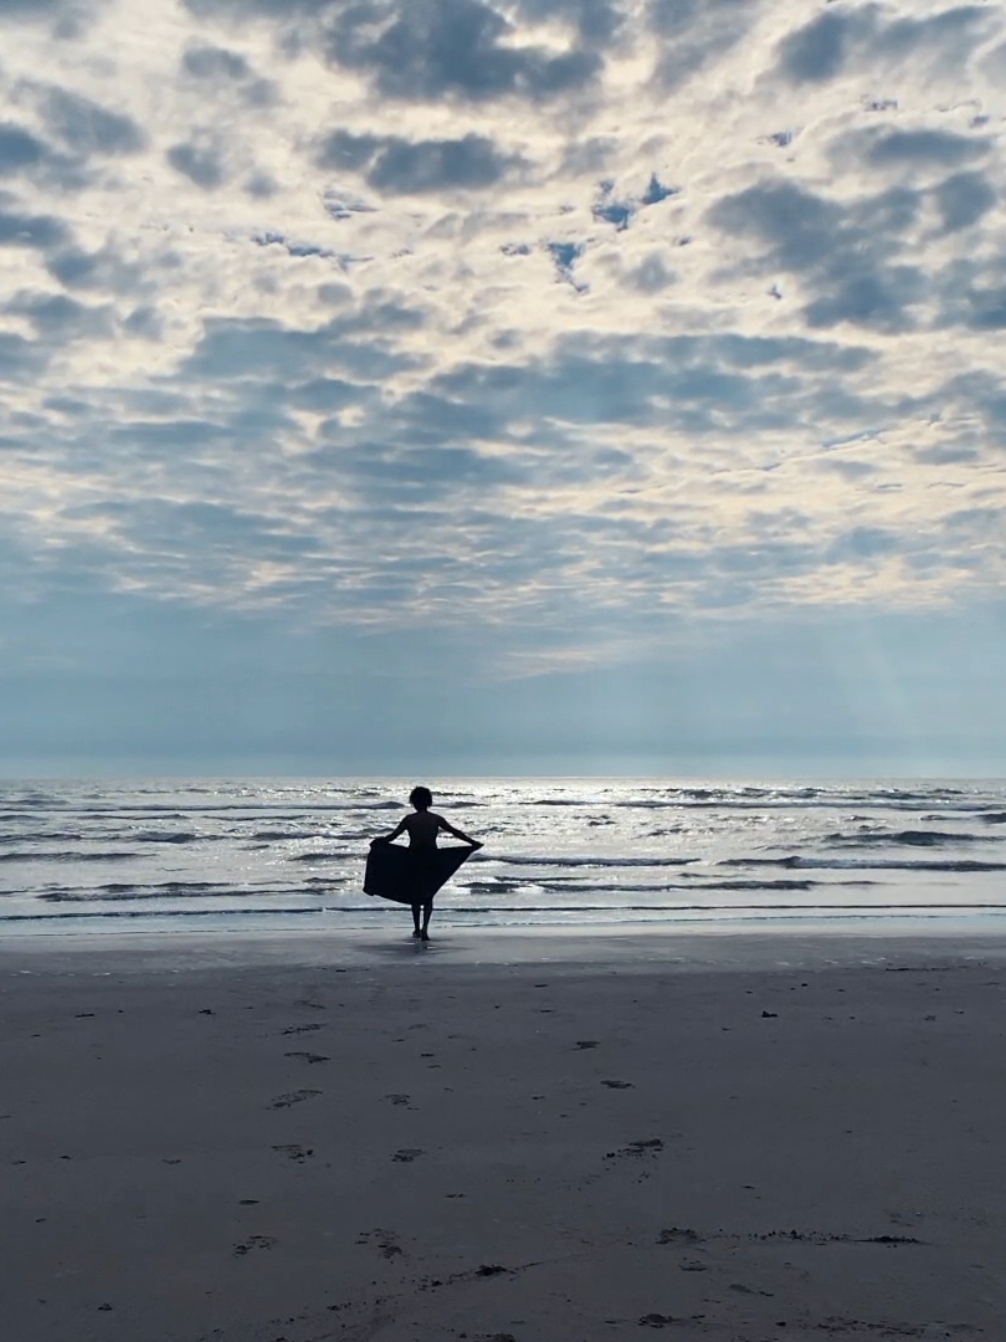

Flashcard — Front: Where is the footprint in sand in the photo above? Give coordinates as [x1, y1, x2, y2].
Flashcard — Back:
[283, 1051, 330, 1064]
[658, 1228, 703, 1244]
[391, 1148, 424, 1163]
[272, 1144, 313, 1162]
[356, 1229, 404, 1259]
[605, 1138, 663, 1160]
[601, 1079, 634, 1089]
[268, 1089, 322, 1109]
[281, 1023, 324, 1035]
[233, 1235, 277, 1256]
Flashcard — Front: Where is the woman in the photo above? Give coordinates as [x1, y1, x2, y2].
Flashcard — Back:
[376, 786, 482, 941]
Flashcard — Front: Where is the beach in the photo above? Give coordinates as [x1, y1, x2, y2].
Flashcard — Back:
[2, 928, 1005, 1341]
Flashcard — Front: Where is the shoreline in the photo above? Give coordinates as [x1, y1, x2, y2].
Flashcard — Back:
[5, 920, 1006, 976]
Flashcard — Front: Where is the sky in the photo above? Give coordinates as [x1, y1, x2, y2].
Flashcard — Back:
[1, 0, 1005, 777]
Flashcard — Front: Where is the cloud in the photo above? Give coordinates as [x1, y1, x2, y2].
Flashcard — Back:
[935, 171, 997, 232]
[167, 137, 228, 188]
[287, 376, 372, 412]
[961, 285, 1006, 333]
[182, 0, 330, 15]
[180, 42, 279, 106]
[650, 0, 755, 90]
[6, 290, 114, 339]
[0, 199, 69, 249]
[0, 120, 112, 195]
[735, 153, 1001, 332]
[0, 123, 49, 176]
[182, 43, 252, 80]
[709, 179, 931, 332]
[327, 0, 601, 102]
[366, 135, 516, 194]
[517, 0, 621, 44]
[317, 129, 523, 193]
[45, 241, 143, 292]
[181, 304, 423, 382]
[312, 438, 519, 504]
[429, 333, 876, 441]
[0, 0, 75, 16]
[775, 4, 990, 84]
[0, 0, 1004, 663]
[122, 304, 162, 338]
[624, 252, 675, 293]
[981, 38, 1006, 82]
[35, 86, 146, 156]
[323, 185, 375, 219]
[711, 180, 843, 266]
[775, 9, 858, 84]
[253, 230, 341, 260]
[0, 87, 145, 200]
[825, 525, 899, 565]
[0, 330, 47, 378]
[862, 128, 990, 170]
[382, 385, 506, 446]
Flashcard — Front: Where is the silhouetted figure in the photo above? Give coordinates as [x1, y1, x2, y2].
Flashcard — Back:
[375, 786, 482, 941]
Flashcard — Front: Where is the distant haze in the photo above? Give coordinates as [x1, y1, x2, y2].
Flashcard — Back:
[0, 1, 1004, 777]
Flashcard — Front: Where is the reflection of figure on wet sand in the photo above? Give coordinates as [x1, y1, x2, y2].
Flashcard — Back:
[375, 786, 482, 941]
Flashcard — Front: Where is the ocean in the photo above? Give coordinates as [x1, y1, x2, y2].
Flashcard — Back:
[2, 778, 1005, 939]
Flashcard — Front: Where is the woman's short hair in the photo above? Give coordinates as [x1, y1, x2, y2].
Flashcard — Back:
[409, 785, 433, 810]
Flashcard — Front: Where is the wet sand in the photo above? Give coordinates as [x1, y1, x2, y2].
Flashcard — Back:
[2, 929, 1005, 1341]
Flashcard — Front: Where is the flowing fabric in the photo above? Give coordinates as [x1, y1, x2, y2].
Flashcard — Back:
[364, 842, 474, 906]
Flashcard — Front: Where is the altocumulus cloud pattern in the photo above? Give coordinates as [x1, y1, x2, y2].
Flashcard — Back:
[1, 0, 1005, 662]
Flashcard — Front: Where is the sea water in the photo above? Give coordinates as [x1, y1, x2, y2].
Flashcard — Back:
[1, 778, 1005, 938]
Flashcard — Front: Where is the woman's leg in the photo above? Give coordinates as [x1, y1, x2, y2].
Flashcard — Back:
[420, 900, 433, 939]
[411, 902, 422, 935]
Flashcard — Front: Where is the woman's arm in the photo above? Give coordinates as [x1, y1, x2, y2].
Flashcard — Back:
[438, 815, 482, 848]
[373, 817, 408, 845]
